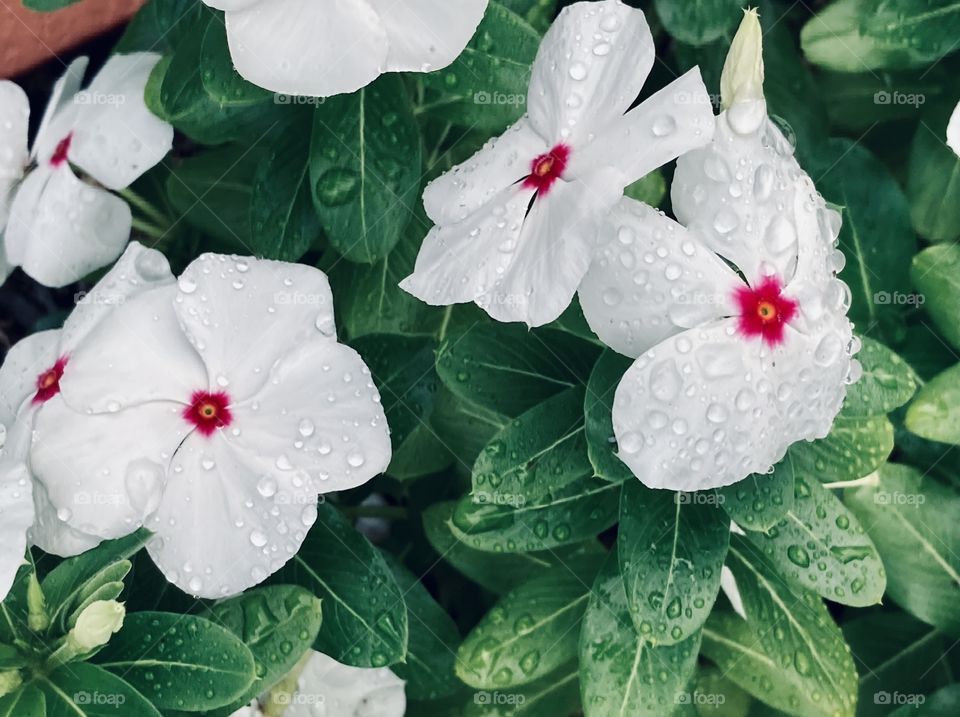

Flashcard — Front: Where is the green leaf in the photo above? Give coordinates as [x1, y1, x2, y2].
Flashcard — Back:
[423, 501, 602, 595]
[890, 684, 960, 717]
[912, 243, 960, 352]
[117, 0, 205, 53]
[420, 2, 540, 133]
[584, 350, 634, 484]
[198, 17, 271, 106]
[719, 457, 796, 532]
[310, 74, 421, 264]
[801, 0, 960, 72]
[352, 333, 450, 480]
[275, 503, 409, 666]
[383, 555, 461, 701]
[907, 116, 960, 242]
[618, 482, 729, 645]
[205, 585, 322, 715]
[654, 0, 742, 45]
[449, 475, 620, 553]
[437, 324, 600, 418]
[22, 0, 79, 10]
[431, 387, 510, 469]
[721, 537, 858, 717]
[0, 684, 44, 717]
[846, 463, 960, 637]
[789, 413, 894, 481]
[462, 661, 580, 717]
[328, 213, 442, 339]
[94, 612, 256, 711]
[808, 138, 917, 337]
[844, 336, 919, 416]
[457, 561, 598, 689]
[623, 170, 668, 208]
[248, 113, 321, 261]
[473, 386, 591, 504]
[905, 362, 960, 444]
[39, 662, 162, 717]
[579, 554, 701, 717]
[744, 475, 885, 606]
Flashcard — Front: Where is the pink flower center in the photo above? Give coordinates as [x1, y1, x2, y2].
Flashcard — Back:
[33, 356, 68, 404]
[183, 390, 233, 437]
[733, 276, 798, 346]
[523, 144, 570, 196]
[50, 133, 73, 167]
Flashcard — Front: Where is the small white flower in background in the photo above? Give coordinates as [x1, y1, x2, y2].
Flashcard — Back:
[203, 0, 489, 97]
[31, 251, 391, 599]
[0, 243, 172, 601]
[230, 650, 405, 717]
[401, 0, 715, 327]
[578, 9, 858, 492]
[0, 53, 173, 288]
[948, 100, 960, 157]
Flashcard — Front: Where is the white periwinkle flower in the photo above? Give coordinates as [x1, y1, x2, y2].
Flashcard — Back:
[202, 0, 489, 97]
[0, 54, 173, 288]
[230, 650, 405, 717]
[69, 599, 126, 651]
[0, 243, 172, 601]
[948, 100, 959, 157]
[31, 252, 391, 598]
[401, 0, 716, 327]
[578, 9, 858, 491]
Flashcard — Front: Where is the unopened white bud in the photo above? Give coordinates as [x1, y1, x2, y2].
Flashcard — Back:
[721, 9, 765, 117]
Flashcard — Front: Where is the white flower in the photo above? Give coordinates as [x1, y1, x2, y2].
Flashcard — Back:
[230, 650, 405, 717]
[0, 243, 173, 601]
[203, 0, 489, 97]
[401, 0, 715, 327]
[32, 252, 392, 598]
[1, 54, 173, 288]
[949, 100, 960, 157]
[578, 12, 857, 492]
[69, 599, 125, 651]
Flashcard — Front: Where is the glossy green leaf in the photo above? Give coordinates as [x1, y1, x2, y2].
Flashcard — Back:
[905, 363, 960, 444]
[719, 456, 796, 532]
[0, 684, 44, 717]
[907, 117, 960, 242]
[619, 482, 729, 645]
[584, 350, 634, 484]
[789, 413, 894, 481]
[654, 0, 742, 46]
[844, 336, 919, 416]
[198, 17, 270, 106]
[39, 662, 162, 717]
[912, 243, 960, 352]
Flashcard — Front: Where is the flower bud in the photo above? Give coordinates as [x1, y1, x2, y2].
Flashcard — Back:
[27, 573, 49, 632]
[0, 670, 22, 698]
[721, 9, 765, 112]
[69, 600, 126, 651]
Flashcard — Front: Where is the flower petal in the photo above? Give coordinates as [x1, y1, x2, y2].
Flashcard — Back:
[146, 432, 320, 599]
[32, 57, 88, 162]
[569, 68, 715, 183]
[30, 399, 185, 539]
[401, 186, 533, 309]
[0, 461, 33, 601]
[422, 118, 546, 226]
[672, 112, 804, 283]
[0, 329, 59, 429]
[30, 478, 101, 557]
[5, 166, 131, 288]
[368, 0, 488, 73]
[478, 168, 623, 326]
[230, 339, 391, 492]
[612, 319, 850, 491]
[527, 0, 654, 144]
[224, 0, 388, 97]
[59, 284, 206, 414]
[174, 254, 338, 401]
[202, 0, 259, 9]
[0, 81, 29, 185]
[68, 53, 174, 190]
[948, 100, 959, 157]
[579, 199, 740, 358]
[284, 651, 406, 717]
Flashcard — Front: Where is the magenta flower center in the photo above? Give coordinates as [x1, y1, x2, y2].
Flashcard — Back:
[523, 144, 570, 196]
[184, 390, 233, 437]
[50, 133, 73, 167]
[733, 276, 798, 346]
[33, 356, 68, 404]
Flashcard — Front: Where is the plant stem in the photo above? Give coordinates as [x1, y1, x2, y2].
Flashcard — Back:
[822, 473, 880, 490]
[119, 187, 172, 228]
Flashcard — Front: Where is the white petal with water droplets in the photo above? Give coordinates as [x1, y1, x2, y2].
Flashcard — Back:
[32, 57, 88, 162]
[0, 81, 29, 199]
[29, 475, 101, 557]
[0, 460, 33, 601]
[174, 253, 338, 402]
[230, 339, 391, 494]
[146, 431, 321, 599]
[0, 329, 59, 429]
[527, 0, 654, 145]
[579, 198, 741, 358]
[948, 100, 959, 157]
[5, 165, 131, 288]
[283, 650, 405, 717]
